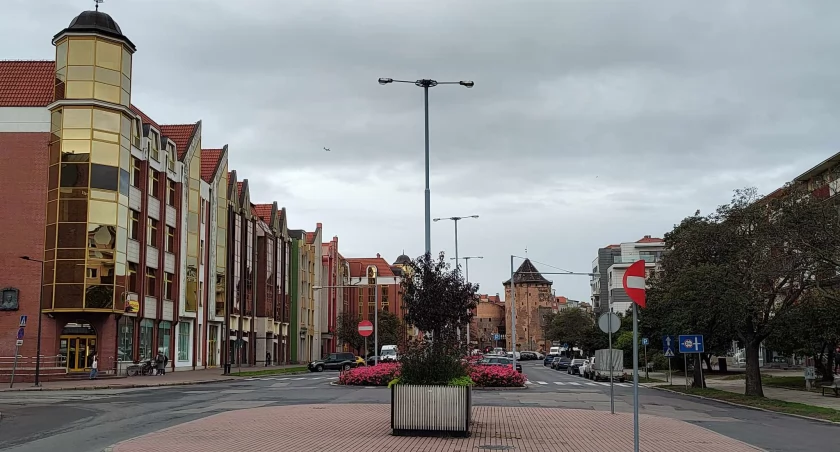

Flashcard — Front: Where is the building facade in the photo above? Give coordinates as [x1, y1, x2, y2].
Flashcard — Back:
[503, 259, 553, 353]
[0, 8, 316, 380]
[590, 235, 664, 315]
[473, 294, 505, 351]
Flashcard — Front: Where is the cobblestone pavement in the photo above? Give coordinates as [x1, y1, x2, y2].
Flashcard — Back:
[108, 404, 762, 452]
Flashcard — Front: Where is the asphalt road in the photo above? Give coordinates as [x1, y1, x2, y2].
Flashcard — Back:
[0, 362, 837, 452]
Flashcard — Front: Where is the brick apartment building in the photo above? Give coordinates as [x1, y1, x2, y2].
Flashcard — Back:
[0, 8, 332, 381]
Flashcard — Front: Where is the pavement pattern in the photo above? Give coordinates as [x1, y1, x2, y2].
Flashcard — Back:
[107, 404, 762, 452]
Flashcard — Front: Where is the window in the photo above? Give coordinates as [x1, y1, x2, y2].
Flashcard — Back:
[149, 130, 159, 161]
[199, 281, 203, 307]
[131, 157, 141, 188]
[139, 319, 154, 360]
[146, 267, 157, 294]
[200, 201, 206, 224]
[166, 144, 175, 172]
[164, 272, 174, 300]
[381, 286, 389, 312]
[118, 316, 134, 362]
[129, 209, 140, 239]
[177, 322, 190, 361]
[147, 218, 158, 245]
[158, 320, 172, 360]
[166, 226, 175, 252]
[167, 179, 176, 205]
[128, 263, 138, 292]
[148, 170, 160, 197]
[200, 239, 204, 264]
[132, 119, 141, 148]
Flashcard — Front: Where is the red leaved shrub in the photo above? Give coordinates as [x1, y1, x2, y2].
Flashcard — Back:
[338, 363, 400, 386]
[468, 364, 526, 387]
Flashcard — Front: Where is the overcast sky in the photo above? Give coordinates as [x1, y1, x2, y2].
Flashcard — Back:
[6, 0, 839, 302]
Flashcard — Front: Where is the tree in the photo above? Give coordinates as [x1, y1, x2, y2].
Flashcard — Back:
[336, 310, 404, 356]
[652, 186, 840, 396]
[398, 252, 479, 385]
[336, 312, 364, 354]
[546, 308, 594, 355]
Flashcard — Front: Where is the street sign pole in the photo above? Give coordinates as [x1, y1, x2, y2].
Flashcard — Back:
[644, 341, 648, 380]
[684, 354, 688, 389]
[622, 259, 646, 452]
[668, 356, 671, 383]
[608, 308, 614, 414]
[632, 303, 640, 452]
[9, 342, 21, 388]
[374, 283, 379, 366]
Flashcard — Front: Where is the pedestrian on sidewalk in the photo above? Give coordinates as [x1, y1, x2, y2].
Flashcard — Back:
[89, 354, 98, 380]
[266, 351, 271, 367]
[155, 351, 166, 376]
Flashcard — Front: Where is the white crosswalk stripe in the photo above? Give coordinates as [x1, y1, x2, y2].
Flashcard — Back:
[537, 381, 548, 385]
[568, 382, 581, 386]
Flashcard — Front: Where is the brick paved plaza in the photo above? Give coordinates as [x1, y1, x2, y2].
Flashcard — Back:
[108, 404, 762, 452]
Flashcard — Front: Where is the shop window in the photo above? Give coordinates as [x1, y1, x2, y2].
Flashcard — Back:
[118, 316, 134, 362]
[157, 321, 172, 360]
[139, 319, 154, 361]
[177, 322, 190, 361]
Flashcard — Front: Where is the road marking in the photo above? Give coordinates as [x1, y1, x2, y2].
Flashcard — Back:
[568, 382, 581, 386]
[553, 382, 565, 385]
[585, 382, 597, 386]
[327, 377, 338, 380]
[291, 377, 306, 380]
[616, 383, 630, 387]
[536, 381, 548, 385]
[525, 381, 533, 385]
[309, 377, 322, 380]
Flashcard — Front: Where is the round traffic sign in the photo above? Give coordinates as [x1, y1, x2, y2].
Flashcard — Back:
[622, 260, 647, 308]
[683, 338, 693, 349]
[598, 312, 620, 334]
[358, 320, 373, 337]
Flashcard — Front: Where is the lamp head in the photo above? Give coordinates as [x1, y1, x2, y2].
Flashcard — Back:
[378, 78, 393, 85]
[460, 81, 475, 88]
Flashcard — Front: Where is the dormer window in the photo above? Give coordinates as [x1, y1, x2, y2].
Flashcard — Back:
[149, 130, 160, 161]
[166, 142, 175, 171]
[132, 118, 141, 148]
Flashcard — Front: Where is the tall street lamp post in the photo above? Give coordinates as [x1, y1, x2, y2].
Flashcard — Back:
[378, 78, 474, 256]
[19, 256, 45, 387]
[433, 215, 479, 271]
[451, 255, 483, 347]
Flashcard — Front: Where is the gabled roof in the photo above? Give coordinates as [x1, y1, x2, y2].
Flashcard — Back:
[253, 204, 272, 223]
[200, 149, 223, 182]
[236, 182, 244, 197]
[129, 105, 160, 130]
[346, 257, 396, 278]
[159, 123, 198, 159]
[305, 232, 315, 244]
[503, 259, 552, 286]
[0, 60, 54, 107]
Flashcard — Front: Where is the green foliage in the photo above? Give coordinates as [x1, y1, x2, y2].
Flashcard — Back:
[336, 309, 404, 356]
[388, 377, 401, 389]
[448, 376, 476, 387]
[336, 312, 365, 353]
[544, 308, 609, 356]
[397, 252, 478, 385]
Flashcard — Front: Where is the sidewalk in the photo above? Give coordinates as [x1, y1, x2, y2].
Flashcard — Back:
[704, 378, 840, 410]
[107, 404, 761, 452]
[0, 364, 306, 392]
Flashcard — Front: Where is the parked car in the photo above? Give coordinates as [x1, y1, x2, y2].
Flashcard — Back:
[308, 352, 357, 372]
[568, 358, 586, 375]
[551, 356, 571, 370]
[579, 359, 591, 378]
[479, 356, 523, 373]
[544, 354, 558, 366]
[505, 351, 521, 360]
[520, 351, 537, 361]
[355, 356, 366, 366]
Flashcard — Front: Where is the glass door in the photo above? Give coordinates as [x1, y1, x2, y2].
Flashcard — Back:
[62, 336, 97, 371]
[208, 326, 218, 367]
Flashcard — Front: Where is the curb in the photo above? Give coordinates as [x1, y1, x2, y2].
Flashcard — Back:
[328, 381, 528, 390]
[650, 385, 840, 425]
[0, 377, 237, 392]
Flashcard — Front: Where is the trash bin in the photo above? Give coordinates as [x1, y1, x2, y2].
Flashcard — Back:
[718, 357, 727, 373]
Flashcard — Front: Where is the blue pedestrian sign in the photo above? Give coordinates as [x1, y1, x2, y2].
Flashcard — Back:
[19, 315, 27, 327]
[641, 338, 649, 346]
[493, 333, 500, 341]
[662, 335, 675, 358]
[678, 335, 705, 354]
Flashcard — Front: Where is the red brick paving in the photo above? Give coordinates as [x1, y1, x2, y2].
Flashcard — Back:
[109, 404, 762, 452]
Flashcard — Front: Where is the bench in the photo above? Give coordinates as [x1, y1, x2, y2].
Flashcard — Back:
[821, 382, 840, 397]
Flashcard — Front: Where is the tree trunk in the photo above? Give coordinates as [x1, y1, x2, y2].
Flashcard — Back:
[702, 353, 713, 373]
[826, 345, 836, 383]
[744, 339, 764, 397]
[692, 354, 705, 388]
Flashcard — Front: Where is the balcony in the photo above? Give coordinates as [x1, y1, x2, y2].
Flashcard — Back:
[613, 255, 660, 264]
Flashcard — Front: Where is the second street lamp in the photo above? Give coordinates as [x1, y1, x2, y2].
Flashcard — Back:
[451, 255, 483, 348]
[433, 215, 479, 273]
[378, 78, 474, 256]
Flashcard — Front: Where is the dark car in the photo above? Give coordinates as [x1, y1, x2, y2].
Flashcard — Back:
[568, 358, 585, 375]
[543, 354, 558, 366]
[520, 351, 537, 361]
[478, 356, 523, 373]
[308, 352, 357, 372]
[552, 356, 571, 370]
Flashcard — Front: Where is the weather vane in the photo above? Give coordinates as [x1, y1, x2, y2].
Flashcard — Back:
[95, 0, 103, 11]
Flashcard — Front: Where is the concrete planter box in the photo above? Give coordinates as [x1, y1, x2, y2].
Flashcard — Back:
[391, 384, 472, 437]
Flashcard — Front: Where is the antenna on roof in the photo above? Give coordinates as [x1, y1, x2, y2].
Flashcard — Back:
[525, 246, 528, 258]
[94, 0, 103, 11]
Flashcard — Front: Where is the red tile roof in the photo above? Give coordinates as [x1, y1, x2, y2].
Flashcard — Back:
[159, 124, 197, 159]
[253, 204, 272, 222]
[346, 258, 396, 278]
[0, 60, 54, 107]
[305, 232, 315, 244]
[636, 236, 663, 243]
[200, 149, 223, 183]
[236, 182, 243, 197]
[129, 105, 161, 130]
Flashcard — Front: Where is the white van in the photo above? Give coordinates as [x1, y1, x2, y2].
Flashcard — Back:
[380, 345, 398, 362]
[550, 346, 561, 356]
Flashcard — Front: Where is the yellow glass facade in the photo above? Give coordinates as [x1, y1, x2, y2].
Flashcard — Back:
[185, 144, 201, 312]
[215, 162, 228, 317]
[55, 36, 131, 107]
[44, 30, 133, 313]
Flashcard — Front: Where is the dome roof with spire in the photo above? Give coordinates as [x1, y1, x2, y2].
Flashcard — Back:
[55, 10, 136, 51]
[394, 254, 412, 265]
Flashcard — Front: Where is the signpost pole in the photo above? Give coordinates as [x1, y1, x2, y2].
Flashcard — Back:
[608, 307, 614, 414]
[684, 354, 688, 390]
[698, 353, 704, 388]
[364, 336, 368, 365]
[374, 283, 379, 366]
[632, 303, 640, 452]
[668, 357, 671, 383]
[9, 343, 21, 388]
[644, 342, 648, 380]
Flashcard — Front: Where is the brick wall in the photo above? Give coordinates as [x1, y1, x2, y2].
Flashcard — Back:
[0, 132, 50, 358]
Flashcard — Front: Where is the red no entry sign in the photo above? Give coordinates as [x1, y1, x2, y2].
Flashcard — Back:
[622, 259, 647, 308]
[358, 320, 373, 337]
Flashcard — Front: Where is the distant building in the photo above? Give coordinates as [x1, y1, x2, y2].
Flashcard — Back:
[503, 259, 553, 353]
[473, 294, 504, 350]
[590, 236, 665, 314]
